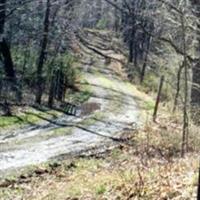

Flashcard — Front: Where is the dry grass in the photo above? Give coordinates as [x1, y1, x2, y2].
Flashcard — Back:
[0, 107, 199, 200]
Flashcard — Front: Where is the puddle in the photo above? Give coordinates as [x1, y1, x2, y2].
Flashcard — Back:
[80, 102, 101, 116]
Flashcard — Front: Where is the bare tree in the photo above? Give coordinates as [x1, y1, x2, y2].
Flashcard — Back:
[0, 0, 16, 80]
[35, 0, 51, 104]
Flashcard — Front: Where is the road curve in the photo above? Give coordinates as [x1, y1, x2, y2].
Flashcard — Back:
[0, 32, 140, 176]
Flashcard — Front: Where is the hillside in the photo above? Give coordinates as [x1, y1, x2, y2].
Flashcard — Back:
[0, 30, 199, 200]
[1, 0, 200, 199]
[0, 30, 150, 175]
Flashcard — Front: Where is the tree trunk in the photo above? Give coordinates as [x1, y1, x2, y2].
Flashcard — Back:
[153, 75, 164, 122]
[0, 0, 16, 80]
[181, 12, 189, 157]
[56, 70, 65, 101]
[140, 35, 151, 83]
[48, 71, 56, 108]
[96, 0, 102, 23]
[35, 0, 51, 104]
[114, 0, 119, 32]
[134, 41, 138, 67]
[0, 39, 15, 79]
[173, 62, 184, 112]
[129, 27, 135, 63]
[191, 0, 200, 107]
[191, 62, 200, 106]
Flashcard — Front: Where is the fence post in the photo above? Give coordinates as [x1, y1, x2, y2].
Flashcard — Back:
[153, 75, 165, 122]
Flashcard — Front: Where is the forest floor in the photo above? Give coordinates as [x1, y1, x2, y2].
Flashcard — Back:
[0, 30, 199, 200]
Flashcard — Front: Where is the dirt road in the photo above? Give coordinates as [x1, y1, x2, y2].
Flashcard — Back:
[0, 30, 141, 175]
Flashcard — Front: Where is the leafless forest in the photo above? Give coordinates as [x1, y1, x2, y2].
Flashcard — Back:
[0, 0, 200, 199]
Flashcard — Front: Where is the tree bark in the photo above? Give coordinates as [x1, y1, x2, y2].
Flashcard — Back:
[191, 0, 200, 107]
[191, 63, 200, 106]
[181, 12, 189, 157]
[129, 27, 135, 63]
[173, 62, 184, 112]
[114, 0, 119, 32]
[153, 75, 164, 122]
[140, 35, 151, 83]
[0, 0, 16, 80]
[35, 0, 51, 104]
[48, 71, 56, 108]
[0, 39, 15, 79]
